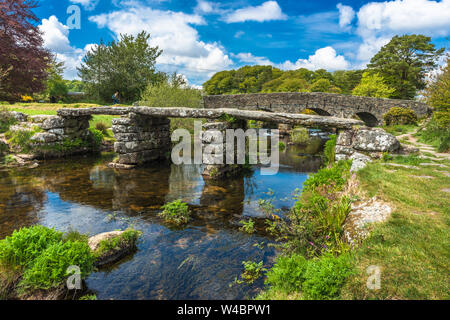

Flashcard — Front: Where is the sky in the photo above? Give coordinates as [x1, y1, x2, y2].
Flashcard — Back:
[34, 0, 450, 86]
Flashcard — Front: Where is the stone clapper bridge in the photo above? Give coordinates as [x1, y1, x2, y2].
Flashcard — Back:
[36, 92, 425, 177]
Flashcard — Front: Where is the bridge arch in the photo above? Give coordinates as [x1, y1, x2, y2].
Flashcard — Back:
[355, 112, 379, 127]
[308, 108, 332, 117]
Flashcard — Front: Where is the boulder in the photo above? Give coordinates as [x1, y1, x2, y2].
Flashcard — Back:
[336, 130, 353, 146]
[88, 231, 138, 267]
[352, 128, 400, 152]
[350, 152, 371, 172]
[41, 116, 65, 130]
[10, 111, 28, 122]
[30, 132, 58, 143]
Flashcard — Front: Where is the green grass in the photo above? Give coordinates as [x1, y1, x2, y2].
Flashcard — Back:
[382, 124, 418, 136]
[341, 160, 450, 300]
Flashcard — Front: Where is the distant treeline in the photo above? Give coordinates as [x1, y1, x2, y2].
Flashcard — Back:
[203, 66, 363, 96]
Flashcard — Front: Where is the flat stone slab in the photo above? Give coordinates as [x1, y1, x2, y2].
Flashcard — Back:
[442, 189, 450, 193]
[57, 106, 364, 129]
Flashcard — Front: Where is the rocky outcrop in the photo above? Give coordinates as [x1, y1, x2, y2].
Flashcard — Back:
[336, 127, 401, 171]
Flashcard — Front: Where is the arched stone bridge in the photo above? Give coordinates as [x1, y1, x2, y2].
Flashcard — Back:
[203, 92, 431, 127]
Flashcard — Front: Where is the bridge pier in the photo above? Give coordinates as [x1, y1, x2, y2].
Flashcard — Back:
[112, 113, 171, 166]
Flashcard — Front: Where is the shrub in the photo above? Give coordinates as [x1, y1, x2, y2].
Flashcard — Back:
[278, 142, 286, 151]
[140, 80, 202, 109]
[238, 261, 267, 284]
[20, 240, 94, 290]
[324, 134, 336, 165]
[291, 127, 309, 145]
[417, 111, 450, 152]
[302, 253, 354, 300]
[383, 107, 418, 126]
[303, 160, 351, 192]
[239, 219, 255, 234]
[5, 127, 40, 152]
[95, 122, 109, 135]
[265, 254, 308, 293]
[0, 226, 63, 268]
[0, 108, 16, 133]
[159, 200, 191, 225]
[89, 128, 104, 149]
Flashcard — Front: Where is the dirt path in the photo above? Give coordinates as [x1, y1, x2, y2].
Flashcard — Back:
[397, 128, 450, 161]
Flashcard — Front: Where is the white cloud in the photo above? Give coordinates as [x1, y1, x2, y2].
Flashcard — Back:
[39, 16, 93, 80]
[194, 0, 223, 15]
[232, 53, 274, 66]
[279, 47, 350, 71]
[337, 3, 355, 29]
[69, 0, 99, 11]
[89, 5, 233, 83]
[354, 0, 450, 64]
[224, 1, 287, 23]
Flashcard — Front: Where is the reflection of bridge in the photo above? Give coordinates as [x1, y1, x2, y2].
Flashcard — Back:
[203, 92, 431, 127]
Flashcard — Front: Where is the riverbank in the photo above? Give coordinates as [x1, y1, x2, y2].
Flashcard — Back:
[256, 124, 449, 300]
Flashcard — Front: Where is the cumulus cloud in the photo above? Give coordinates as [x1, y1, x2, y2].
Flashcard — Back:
[232, 53, 274, 66]
[194, 0, 223, 15]
[39, 16, 93, 79]
[69, 0, 99, 11]
[224, 1, 287, 23]
[337, 3, 355, 29]
[89, 5, 233, 83]
[279, 47, 350, 71]
[354, 0, 450, 64]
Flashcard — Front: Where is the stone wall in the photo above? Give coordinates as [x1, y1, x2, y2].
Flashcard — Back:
[203, 92, 431, 125]
[112, 113, 171, 166]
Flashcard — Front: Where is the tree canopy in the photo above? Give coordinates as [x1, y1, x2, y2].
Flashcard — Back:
[352, 72, 395, 98]
[0, 0, 50, 101]
[78, 31, 164, 103]
[424, 56, 450, 112]
[367, 34, 444, 100]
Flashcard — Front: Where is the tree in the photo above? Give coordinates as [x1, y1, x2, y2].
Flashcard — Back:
[367, 34, 444, 100]
[78, 31, 164, 103]
[310, 79, 332, 92]
[332, 70, 364, 95]
[424, 55, 450, 112]
[352, 72, 395, 98]
[44, 57, 68, 100]
[0, 0, 50, 101]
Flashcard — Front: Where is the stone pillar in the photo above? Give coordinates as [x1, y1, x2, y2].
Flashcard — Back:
[111, 112, 170, 167]
[201, 120, 248, 181]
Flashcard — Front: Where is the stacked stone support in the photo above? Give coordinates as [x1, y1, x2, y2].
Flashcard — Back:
[201, 120, 247, 180]
[112, 113, 171, 166]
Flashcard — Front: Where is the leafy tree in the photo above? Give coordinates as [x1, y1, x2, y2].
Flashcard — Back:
[0, 0, 50, 101]
[367, 34, 444, 99]
[352, 72, 395, 98]
[277, 78, 309, 92]
[78, 31, 164, 103]
[44, 57, 68, 100]
[64, 80, 86, 92]
[424, 55, 450, 112]
[332, 70, 364, 95]
[310, 79, 332, 92]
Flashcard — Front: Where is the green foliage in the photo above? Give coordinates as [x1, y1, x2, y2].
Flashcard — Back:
[290, 127, 309, 145]
[392, 154, 425, 166]
[418, 111, 450, 152]
[332, 70, 363, 95]
[424, 56, 449, 112]
[324, 134, 337, 165]
[5, 126, 41, 152]
[159, 200, 191, 225]
[0, 226, 63, 268]
[89, 128, 104, 148]
[139, 73, 202, 108]
[302, 253, 354, 300]
[239, 219, 255, 234]
[78, 31, 164, 103]
[93, 228, 141, 259]
[383, 107, 418, 126]
[235, 261, 267, 285]
[0, 108, 16, 133]
[278, 142, 286, 151]
[303, 160, 351, 192]
[367, 34, 444, 99]
[352, 72, 395, 98]
[79, 294, 97, 300]
[2, 155, 16, 165]
[265, 254, 308, 293]
[20, 240, 94, 290]
[95, 122, 109, 135]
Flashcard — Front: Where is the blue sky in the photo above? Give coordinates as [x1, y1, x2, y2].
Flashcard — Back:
[34, 0, 450, 86]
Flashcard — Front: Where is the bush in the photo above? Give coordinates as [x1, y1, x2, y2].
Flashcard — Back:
[303, 160, 351, 192]
[265, 254, 308, 293]
[291, 127, 309, 145]
[89, 128, 104, 149]
[5, 127, 40, 152]
[302, 253, 354, 300]
[159, 200, 191, 225]
[140, 80, 202, 109]
[0, 226, 63, 268]
[324, 135, 336, 165]
[20, 240, 94, 290]
[0, 108, 16, 134]
[95, 122, 109, 135]
[418, 111, 449, 152]
[383, 107, 418, 126]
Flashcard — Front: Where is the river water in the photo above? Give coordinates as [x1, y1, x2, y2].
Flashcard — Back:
[0, 143, 323, 300]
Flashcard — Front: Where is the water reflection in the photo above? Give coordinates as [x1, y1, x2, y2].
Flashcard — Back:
[0, 144, 323, 300]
